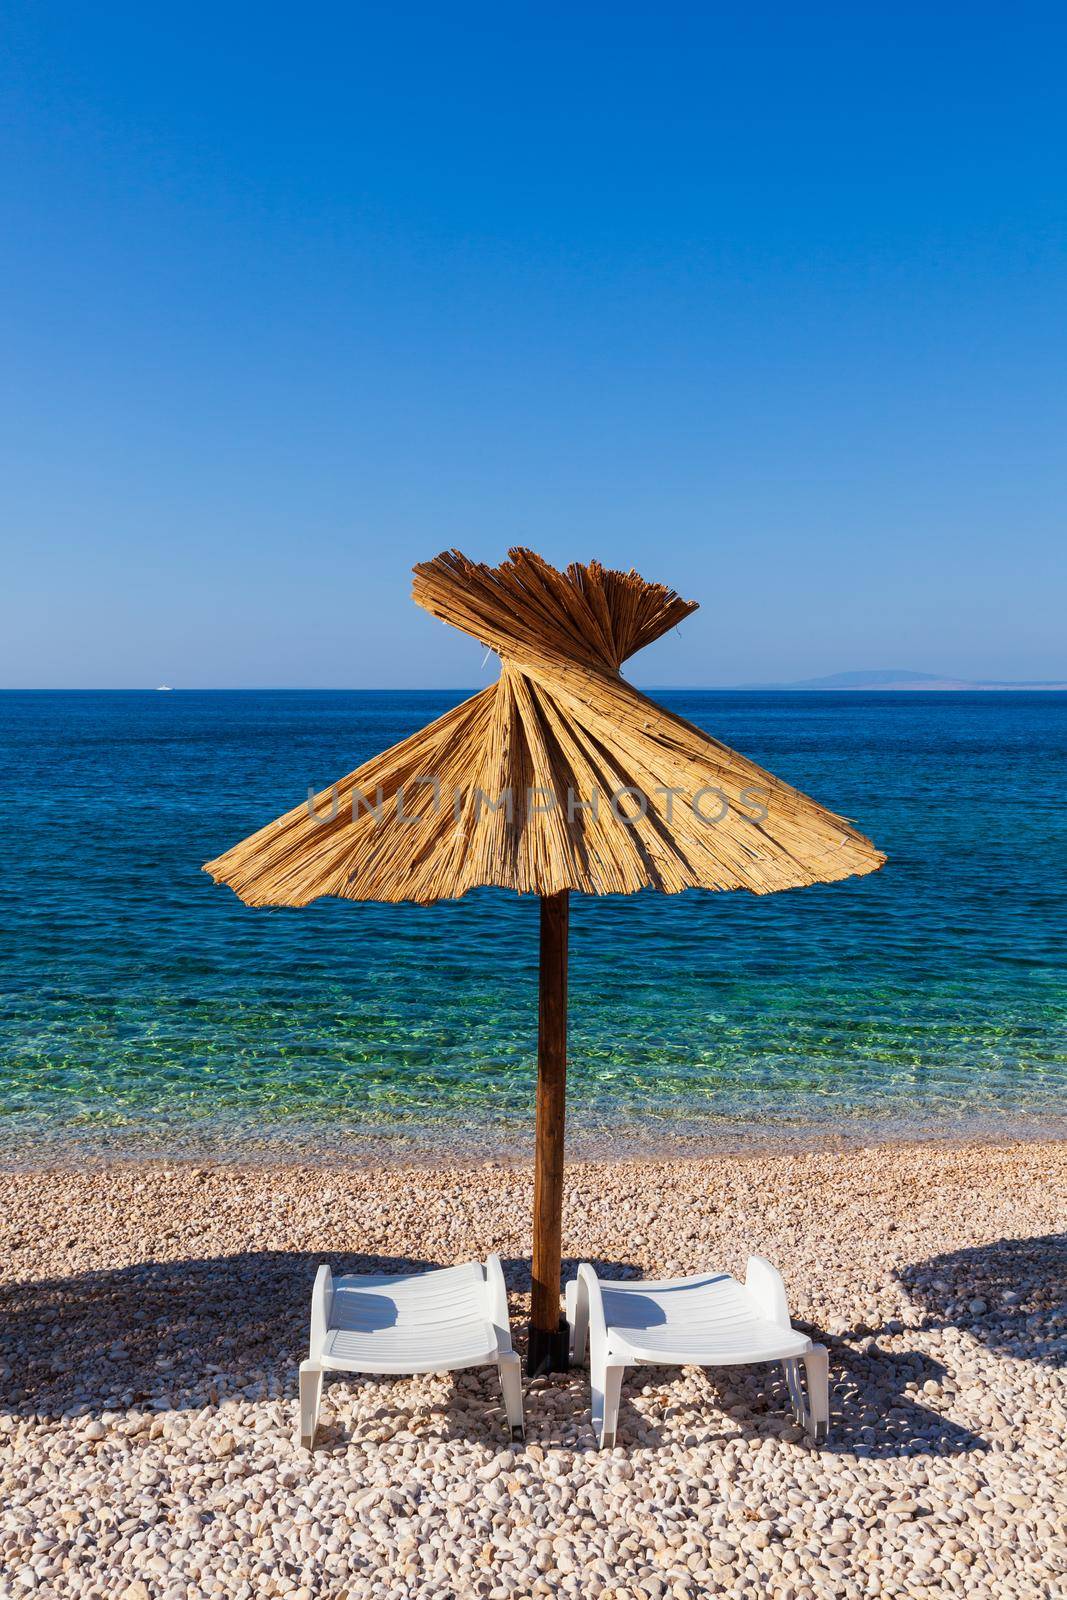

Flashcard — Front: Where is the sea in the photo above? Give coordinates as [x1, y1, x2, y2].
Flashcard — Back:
[1, 690, 1064, 1163]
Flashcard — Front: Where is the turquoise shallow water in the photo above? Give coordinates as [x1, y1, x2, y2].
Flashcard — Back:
[1, 690, 1065, 1160]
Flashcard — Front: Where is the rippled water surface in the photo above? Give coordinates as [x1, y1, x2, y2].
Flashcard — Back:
[1, 690, 1065, 1159]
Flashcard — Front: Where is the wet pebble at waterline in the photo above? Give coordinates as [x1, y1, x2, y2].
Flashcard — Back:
[0, 1139, 1064, 1598]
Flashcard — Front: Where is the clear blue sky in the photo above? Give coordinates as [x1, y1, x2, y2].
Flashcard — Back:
[1, 3, 1064, 688]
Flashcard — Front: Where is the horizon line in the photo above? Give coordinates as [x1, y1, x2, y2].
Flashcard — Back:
[3, 683, 1067, 694]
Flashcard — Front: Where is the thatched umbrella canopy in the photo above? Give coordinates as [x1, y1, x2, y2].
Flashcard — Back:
[205, 548, 885, 1372]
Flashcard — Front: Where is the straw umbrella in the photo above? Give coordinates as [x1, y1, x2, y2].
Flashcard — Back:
[204, 548, 885, 1374]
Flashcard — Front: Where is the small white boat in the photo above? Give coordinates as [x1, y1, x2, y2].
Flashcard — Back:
[156, 684, 173, 691]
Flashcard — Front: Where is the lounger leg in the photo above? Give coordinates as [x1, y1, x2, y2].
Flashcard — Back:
[568, 1279, 589, 1367]
[782, 1358, 805, 1424]
[299, 1360, 323, 1451]
[803, 1344, 829, 1443]
[591, 1358, 625, 1449]
[498, 1352, 525, 1443]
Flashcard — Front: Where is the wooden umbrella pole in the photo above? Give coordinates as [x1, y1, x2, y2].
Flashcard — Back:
[527, 889, 570, 1376]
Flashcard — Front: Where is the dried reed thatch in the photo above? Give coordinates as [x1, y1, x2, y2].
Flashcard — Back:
[204, 549, 885, 906]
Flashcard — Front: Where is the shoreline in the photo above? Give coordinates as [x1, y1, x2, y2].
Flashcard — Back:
[2, 1109, 1065, 1173]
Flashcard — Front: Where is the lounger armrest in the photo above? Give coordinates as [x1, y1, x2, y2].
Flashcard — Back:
[744, 1255, 791, 1328]
[485, 1253, 514, 1354]
[309, 1264, 334, 1357]
[576, 1263, 608, 1356]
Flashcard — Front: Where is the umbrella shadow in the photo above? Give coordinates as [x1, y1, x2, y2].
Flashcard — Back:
[0, 1248, 441, 1420]
[896, 1233, 1066, 1368]
[12, 1246, 991, 1456]
[0, 1249, 643, 1434]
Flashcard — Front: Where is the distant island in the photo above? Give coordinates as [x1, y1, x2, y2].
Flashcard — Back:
[731, 669, 1067, 692]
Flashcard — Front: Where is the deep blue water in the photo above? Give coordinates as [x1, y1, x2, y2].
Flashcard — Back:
[1, 690, 1064, 1159]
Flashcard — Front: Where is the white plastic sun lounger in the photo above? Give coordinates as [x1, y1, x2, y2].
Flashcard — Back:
[565, 1256, 829, 1448]
[299, 1255, 524, 1450]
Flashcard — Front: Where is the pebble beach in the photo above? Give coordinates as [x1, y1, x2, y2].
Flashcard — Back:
[1, 1137, 1064, 1600]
